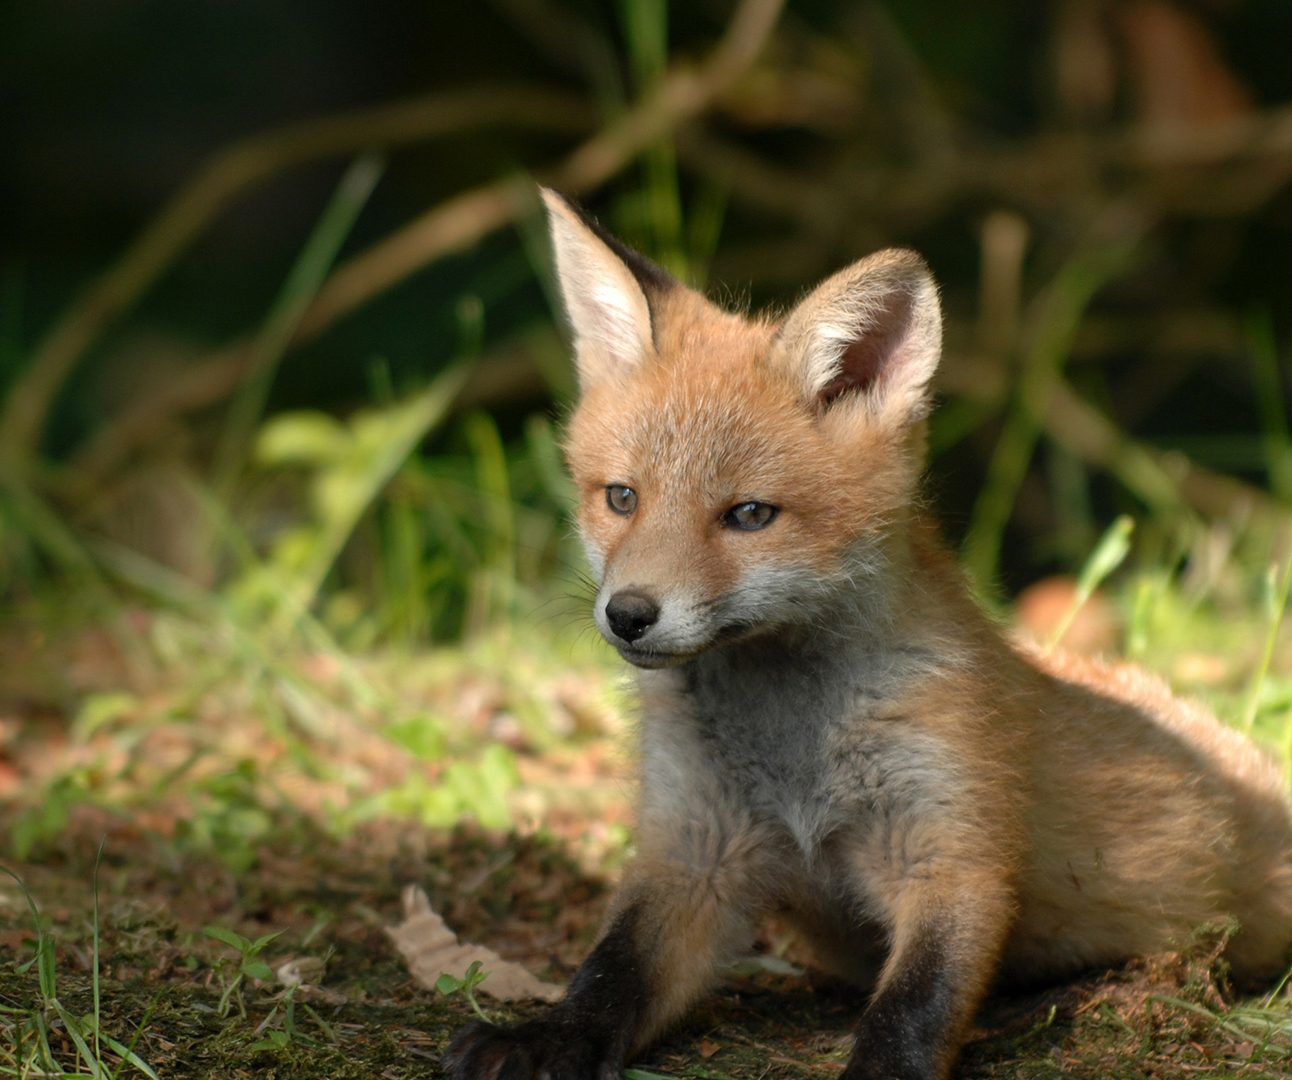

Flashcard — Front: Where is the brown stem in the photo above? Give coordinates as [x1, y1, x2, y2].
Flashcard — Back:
[938, 352, 1291, 536]
[303, 0, 788, 342]
[0, 85, 593, 474]
[64, 0, 788, 488]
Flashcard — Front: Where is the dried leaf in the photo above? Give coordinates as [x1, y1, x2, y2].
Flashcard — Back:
[386, 885, 563, 1002]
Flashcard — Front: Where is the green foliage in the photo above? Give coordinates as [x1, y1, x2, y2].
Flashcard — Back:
[435, 960, 492, 1023]
[1111, 530, 1292, 775]
[11, 772, 88, 861]
[213, 155, 384, 498]
[203, 925, 287, 1020]
[245, 363, 470, 633]
[1241, 549, 1292, 738]
[963, 243, 1139, 596]
[0, 866, 159, 1079]
[249, 981, 339, 1055]
[175, 765, 280, 874]
[1046, 515, 1134, 651]
[1149, 994, 1292, 1067]
[346, 743, 520, 831]
[243, 390, 575, 649]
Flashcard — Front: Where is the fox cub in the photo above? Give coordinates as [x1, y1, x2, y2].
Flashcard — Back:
[445, 189, 1292, 1080]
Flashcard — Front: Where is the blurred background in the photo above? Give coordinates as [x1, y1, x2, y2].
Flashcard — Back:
[4, 3, 1292, 1076]
[4, 0, 1292, 808]
[5, 0, 1291, 612]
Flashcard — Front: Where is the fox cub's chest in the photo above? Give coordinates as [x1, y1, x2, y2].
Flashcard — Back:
[643, 644, 937, 852]
[683, 652, 846, 784]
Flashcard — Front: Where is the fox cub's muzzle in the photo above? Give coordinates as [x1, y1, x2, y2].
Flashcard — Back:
[604, 589, 661, 643]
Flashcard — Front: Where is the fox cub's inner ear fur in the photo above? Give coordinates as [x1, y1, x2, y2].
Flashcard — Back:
[540, 187, 674, 390]
[775, 248, 941, 424]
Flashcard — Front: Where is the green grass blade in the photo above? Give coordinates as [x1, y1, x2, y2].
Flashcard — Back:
[1148, 994, 1278, 1046]
[1247, 310, 1292, 503]
[963, 242, 1136, 597]
[300, 1002, 338, 1042]
[213, 153, 384, 497]
[288, 362, 470, 622]
[618, 0, 685, 277]
[0, 866, 57, 1002]
[463, 412, 516, 634]
[1045, 515, 1134, 651]
[51, 1003, 104, 1079]
[683, 181, 727, 289]
[105, 997, 162, 1080]
[0, 479, 103, 586]
[91, 839, 105, 1067]
[203, 926, 250, 950]
[1241, 546, 1292, 735]
[30, 1009, 62, 1076]
[102, 1030, 160, 1080]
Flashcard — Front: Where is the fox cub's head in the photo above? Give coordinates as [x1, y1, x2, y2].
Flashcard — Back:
[543, 188, 941, 668]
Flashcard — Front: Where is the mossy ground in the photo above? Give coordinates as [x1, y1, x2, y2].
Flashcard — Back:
[2, 588, 1290, 1079]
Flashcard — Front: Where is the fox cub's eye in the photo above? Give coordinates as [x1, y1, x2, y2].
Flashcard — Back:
[606, 485, 637, 515]
[724, 502, 778, 531]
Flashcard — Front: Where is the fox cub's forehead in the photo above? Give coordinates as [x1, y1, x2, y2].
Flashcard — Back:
[568, 353, 811, 487]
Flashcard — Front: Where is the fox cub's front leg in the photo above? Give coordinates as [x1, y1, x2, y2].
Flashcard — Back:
[843, 869, 1013, 1080]
[444, 812, 774, 1080]
[442, 899, 649, 1080]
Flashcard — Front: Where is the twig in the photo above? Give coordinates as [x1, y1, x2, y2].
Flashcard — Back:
[301, 0, 787, 337]
[682, 103, 1292, 236]
[0, 85, 593, 475]
[938, 353, 1292, 538]
[1114, 105, 1292, 169]
[64, 0, 787, 487]
[963, 241, 1138, 590]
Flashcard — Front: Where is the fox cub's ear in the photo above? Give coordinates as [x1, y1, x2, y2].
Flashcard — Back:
[774, 249, 941, 425]
[540, 187, 673, 390]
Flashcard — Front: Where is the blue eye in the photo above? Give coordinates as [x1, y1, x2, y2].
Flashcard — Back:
[723, 502, 778, 530]
[606, 485, 637, 514]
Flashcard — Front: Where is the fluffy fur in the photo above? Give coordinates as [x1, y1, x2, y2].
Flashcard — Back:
[444, 189, 1292, 1080]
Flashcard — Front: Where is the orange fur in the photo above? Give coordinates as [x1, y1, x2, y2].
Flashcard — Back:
[443, 190, 1292, 1080]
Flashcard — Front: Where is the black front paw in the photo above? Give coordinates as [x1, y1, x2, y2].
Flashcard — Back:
[443, 1017, 622, 1080]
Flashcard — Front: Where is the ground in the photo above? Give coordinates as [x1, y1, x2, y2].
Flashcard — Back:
[2, 579, 1291, 1078]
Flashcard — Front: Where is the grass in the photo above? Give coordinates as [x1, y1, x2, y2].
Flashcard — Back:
[2, 519, 1291, 1077]
[2, 44, 1291, 1073]
[962, 242, 1139, 597]
[1, 855, 159, 1079]
[2, 249, 1290, 1076]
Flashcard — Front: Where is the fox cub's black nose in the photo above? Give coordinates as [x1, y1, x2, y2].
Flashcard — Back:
[605, 590, 660, 643]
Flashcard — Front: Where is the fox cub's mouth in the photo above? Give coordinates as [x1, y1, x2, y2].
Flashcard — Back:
[595, 588, 700, 667]
[597, 586, 758, 667]
[613, 642, 696, 669]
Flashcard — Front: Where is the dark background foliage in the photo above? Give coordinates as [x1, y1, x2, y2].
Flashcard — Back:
[3, 0, 1292, 603]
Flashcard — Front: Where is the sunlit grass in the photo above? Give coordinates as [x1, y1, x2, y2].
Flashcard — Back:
[1, 856, 159, 1079]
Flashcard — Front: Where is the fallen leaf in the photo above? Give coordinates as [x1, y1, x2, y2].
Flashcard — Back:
[386, 885, 563, 1002]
